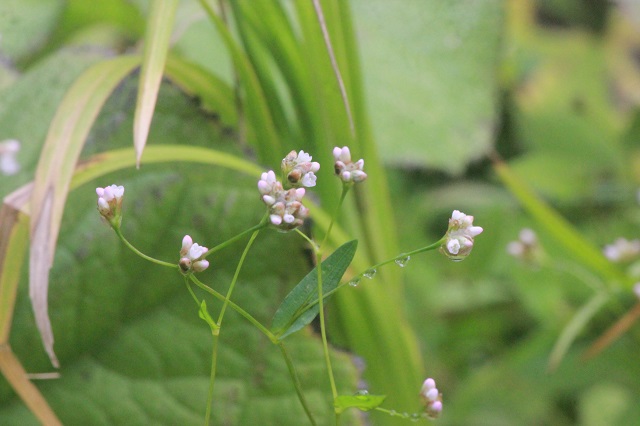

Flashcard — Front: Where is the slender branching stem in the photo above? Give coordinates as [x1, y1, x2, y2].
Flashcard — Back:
[217, 228, 261, 326]
[189, 275, 276, 342]
[114, 227, 177, 269]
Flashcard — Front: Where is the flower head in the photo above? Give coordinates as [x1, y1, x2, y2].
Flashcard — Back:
[506, 228, 542, 264]
[281, 150, 320, 188]
[333, 146, 367, 184]
[0, 139, 20, 176]
[603, 237, 640, 263]
[179, 235, 210, 273]
[440, 210, 483, 261]
[420, 377, 443, 419]
[258, 170, 309, 231]
[96, 184, 125, 228]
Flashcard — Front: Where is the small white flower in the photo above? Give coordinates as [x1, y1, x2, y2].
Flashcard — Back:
[0, 139, 20, 176]
[179, 235, 209, 273]
[281, 150, 320, 188]
[420, 377, 443, 419]
[506, 228, 542, 264]
[96, 184, 125, 227]
[603, 237, 640, 263]
[333, 146, 367, 184]
[259, 170, 309, 231]
[440, 210, 483, 261]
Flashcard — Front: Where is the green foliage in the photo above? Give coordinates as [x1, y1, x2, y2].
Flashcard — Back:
[271, 240, 358, 340]
[4, 0, 640, 425]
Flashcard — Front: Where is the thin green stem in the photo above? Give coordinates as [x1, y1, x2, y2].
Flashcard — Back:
[311, 186, 350, 410]
[317, 249, 338, 400]
[204, 217, 268, 258]
[278, 342, 318, 425]
[284, 237, 447, 330]
[204, 334, 219, 426]
[217, 228, 261, 326]
[374, 407, 424, 420]
[189, 275, 277, 342]
[114, 227, 177, 269]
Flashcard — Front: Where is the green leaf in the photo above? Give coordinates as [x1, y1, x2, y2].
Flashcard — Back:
[271, 240, 358, 340]
[133, 0, 178, 166]
[334, 393, 386, 414]
[351, 0, 503, 173]
[0, 0, 63, 63]
[197, 300, 218, 333]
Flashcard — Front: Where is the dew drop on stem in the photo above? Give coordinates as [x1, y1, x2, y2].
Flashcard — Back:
[363, 268, 377, 279]
[395, 255, 411, 267]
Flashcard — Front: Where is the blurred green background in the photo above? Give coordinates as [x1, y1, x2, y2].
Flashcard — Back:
[2, 0, 640, 425]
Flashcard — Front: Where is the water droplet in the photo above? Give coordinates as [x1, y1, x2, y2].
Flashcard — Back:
[363, 268, 377, 279]
[354, 389, 368, 399]
[394, 255, 411, 267]
[349, 278, 361, 287]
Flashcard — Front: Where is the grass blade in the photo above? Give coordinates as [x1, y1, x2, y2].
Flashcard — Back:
[133, 0, 178, 167]
[29, 55, 140, 367]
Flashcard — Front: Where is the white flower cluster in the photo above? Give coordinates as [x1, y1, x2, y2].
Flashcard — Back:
[281, 150, 320, 188]
[96, 184, 125, 226]
[603, 237, 640, 263]
[420, 378, 443, 419]
[506, 228, 540, 263]
[0, 139, 20, 176]
[179, 235, 210, 273]
[258, 170, 309, 230]
[333, 146, 367, 184]
[440, 210, 483, 261]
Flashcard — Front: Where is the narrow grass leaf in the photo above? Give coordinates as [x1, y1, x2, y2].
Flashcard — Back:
[133, 0, 178, 167]
[29, 55, 140, 367]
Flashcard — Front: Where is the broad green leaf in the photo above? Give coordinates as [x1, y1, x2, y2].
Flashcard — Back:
[271, 240, 358, 340]
[334, 393, 386, 414]
[133, 0, 178, 167]
[0, 83, 360, 424]
[0, 0, 63, 63]
[351, 0, 504, 173]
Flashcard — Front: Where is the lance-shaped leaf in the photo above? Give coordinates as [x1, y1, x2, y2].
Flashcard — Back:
[271, 240, 357, 340]
[133, 0, 178, 167]
[334, 393, 386, 414]
[29, 55, 140, 367]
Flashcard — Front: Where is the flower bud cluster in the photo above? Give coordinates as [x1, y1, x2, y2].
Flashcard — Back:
[179, 235, 210, 273]
[603, 237, 640, 263]
[258, 170, 309, 231]
[420, 378, 443, 419]
[440, 210, 483, 261]
[96, 184, 125, 227]
[506, 228, 542, 264]
[333, 146, 367, 184]
[281, 150, 320, 188]
[0, 139, 20, 176]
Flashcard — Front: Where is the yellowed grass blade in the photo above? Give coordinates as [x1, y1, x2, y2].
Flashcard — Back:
[0, 184, 32, 343]
[0, 346, 61, 425]
[133, 0, 179, 168]
[29, 56, 140, 368]
[0, 184, 60, 423]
